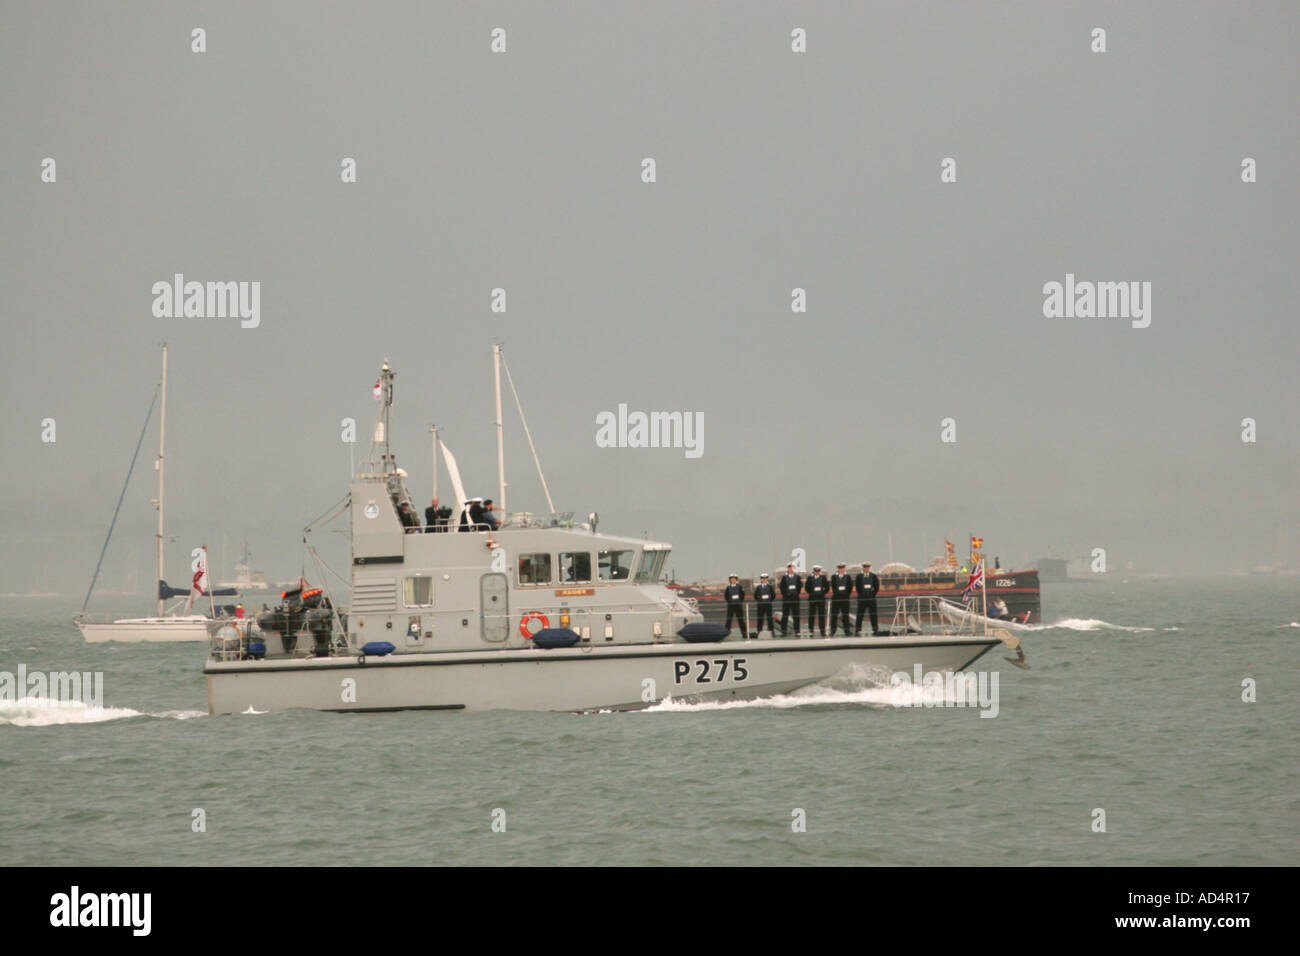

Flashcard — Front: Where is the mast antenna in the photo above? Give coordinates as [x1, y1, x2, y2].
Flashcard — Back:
[501, 352, 555, 514]
[493, 343, 506, 511]
[366, 360, 395, 474]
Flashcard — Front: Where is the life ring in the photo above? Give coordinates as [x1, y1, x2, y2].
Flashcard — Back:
[520, 611, 549, 639]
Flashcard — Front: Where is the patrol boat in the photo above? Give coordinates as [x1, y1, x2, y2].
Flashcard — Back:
[204, 353, 1017, 714]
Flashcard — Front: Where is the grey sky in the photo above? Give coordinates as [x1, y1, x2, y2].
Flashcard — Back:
[2, 1, 1297, 592]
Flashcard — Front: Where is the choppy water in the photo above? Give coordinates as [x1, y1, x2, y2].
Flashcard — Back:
[2, 578, 1297, 865]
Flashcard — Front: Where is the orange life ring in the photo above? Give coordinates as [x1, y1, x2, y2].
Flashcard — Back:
[520, 611, 549, 639]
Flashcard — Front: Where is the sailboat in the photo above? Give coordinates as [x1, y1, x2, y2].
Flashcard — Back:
[75, 345, 233, 643]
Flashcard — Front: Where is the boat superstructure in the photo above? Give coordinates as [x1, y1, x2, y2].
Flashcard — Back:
[205, 354, 1016, 714]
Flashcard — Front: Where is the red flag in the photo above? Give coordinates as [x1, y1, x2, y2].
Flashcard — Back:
[186, 551, 209, 611]
[962, 559, 985, 603]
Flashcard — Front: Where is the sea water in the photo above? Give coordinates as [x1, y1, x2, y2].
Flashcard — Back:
[2, 578, 1296, 865]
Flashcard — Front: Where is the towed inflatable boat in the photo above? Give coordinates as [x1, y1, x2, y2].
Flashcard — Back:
[937, 598, 1035, 632]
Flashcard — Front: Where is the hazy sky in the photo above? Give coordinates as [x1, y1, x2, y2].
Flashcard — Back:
[2, 1, 1297, 593]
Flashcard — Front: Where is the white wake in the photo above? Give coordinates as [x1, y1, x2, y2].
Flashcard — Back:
[1037, 617, 1155, 632]
[0, 697, 205, 727]
[640, 665, 988, 713]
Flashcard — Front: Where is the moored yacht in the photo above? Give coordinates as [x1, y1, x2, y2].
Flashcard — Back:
[76, 344, 236, 643]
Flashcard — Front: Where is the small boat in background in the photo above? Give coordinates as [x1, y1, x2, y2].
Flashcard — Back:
[216, 542, 271, 592]
[937, 597, 1035, 632]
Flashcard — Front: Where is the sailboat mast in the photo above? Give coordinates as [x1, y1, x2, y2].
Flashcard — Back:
[981, 557, 988, 636]
[156, 344, 168, 616]
[205, 545, 216, 618]
[493, 343, 506, 511]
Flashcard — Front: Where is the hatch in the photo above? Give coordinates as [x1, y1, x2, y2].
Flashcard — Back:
[480, 573, 509, 643]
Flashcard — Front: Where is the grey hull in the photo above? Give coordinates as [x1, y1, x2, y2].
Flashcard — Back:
[205, 634, 1001, 714]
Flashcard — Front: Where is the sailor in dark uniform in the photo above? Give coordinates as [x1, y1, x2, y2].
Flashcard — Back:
[804, 565, 829, 636]
[752, 572, 775, 638]
[723, 573, 746, 638]
[829, 562, 853, 635]
[855, 561, 881, 635]
[778, 564, 802, 636]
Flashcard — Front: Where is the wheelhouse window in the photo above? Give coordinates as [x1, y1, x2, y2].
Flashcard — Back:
[598, 549, 635, 581]
[559, 552, 592, 583]
[518, 553, 552, 586]
[403, 576, 434, 607]
[634, 550, 667, 583]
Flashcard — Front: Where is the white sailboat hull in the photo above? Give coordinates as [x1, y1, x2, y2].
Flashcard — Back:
[79, 616, 211, 643]
[205, 634, 1001, 714]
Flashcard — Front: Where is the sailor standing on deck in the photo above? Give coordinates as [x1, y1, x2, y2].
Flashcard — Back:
[855, 561, 881, 635]
[752, 572, 776, 637]
[723, 574, 746, 638]
[805, 565, 829, 636]
[829, 562, 853, 635]
[460, 497, 486, 531]
[778, 564, 802, 636]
